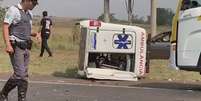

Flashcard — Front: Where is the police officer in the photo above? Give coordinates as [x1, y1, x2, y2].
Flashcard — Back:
[181, 0, 191, 10]
[39, 11, 53, 57]
[0, 0, 38, 101]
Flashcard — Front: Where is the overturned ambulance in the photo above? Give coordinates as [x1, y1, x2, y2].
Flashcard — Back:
[78, 20, 147, 81]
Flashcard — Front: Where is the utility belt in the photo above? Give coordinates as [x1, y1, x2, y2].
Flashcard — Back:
[10, 40, 33, 50]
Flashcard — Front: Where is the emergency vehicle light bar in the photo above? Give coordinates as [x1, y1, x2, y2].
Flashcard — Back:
[89, 20, 101, 27]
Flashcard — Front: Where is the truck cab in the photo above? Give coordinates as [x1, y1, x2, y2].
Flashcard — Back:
[170, 0, 201, 71]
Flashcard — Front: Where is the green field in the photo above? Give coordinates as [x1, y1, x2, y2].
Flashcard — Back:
[0, 18, 201, 82]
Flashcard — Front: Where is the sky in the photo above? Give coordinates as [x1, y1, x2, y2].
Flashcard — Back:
[1, 0, 179, 20]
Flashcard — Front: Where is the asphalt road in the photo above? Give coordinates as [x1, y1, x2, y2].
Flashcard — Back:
[1, 80, 201, 101]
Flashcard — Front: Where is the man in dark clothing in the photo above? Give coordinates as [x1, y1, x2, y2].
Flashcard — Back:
[39, 11, 53, 57]
[0, 0, 39, 101]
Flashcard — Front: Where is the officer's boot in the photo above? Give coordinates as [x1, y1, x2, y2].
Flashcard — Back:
[17, 80, 28, 101]
[0, 79, 17, 101]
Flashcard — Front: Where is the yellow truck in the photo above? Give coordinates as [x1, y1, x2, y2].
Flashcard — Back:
[170, 0, 201, 72]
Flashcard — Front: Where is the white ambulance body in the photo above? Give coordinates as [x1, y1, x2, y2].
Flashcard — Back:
[78, 20, 147, 81]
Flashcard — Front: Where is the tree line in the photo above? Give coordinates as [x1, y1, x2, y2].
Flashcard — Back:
[0, 6, 174, 26]
[97, 8, 175, 26]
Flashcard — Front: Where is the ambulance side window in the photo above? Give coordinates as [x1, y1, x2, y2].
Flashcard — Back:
[81, 27, 87, 35]
[80, 27, 87, 41]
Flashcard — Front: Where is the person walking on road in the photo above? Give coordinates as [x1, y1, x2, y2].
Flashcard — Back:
[39, 11, 53, 57]
[0, 0, 39, 101]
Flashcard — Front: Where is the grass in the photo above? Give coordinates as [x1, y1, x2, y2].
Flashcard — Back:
[29, 50, 78, 75]
[148, 60, 201, 82]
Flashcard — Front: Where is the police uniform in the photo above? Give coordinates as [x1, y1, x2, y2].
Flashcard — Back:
[0, 4, 33, 101]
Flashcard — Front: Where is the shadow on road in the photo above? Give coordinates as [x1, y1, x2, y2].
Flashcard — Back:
[50, 68, 201, 92]
[52, 68, 79, 78]
[132, 82, 201, 91]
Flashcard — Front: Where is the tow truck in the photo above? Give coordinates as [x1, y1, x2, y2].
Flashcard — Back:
[170, 0, 201, 72]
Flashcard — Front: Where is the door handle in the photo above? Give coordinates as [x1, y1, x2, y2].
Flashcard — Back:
[183, 13, 192, 18]
[179, 13, 192, 21]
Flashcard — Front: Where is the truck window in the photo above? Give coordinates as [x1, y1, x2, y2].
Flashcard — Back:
[181, 0, 201, 10]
